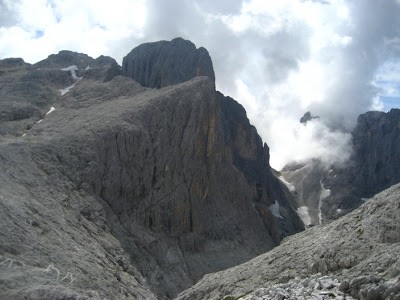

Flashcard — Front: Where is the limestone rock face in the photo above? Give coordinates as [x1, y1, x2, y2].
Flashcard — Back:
[49, 76, 302, 297]
[177, 184, 400, 300]
[0, 44, 302, 299]
[352, 109, 400, 196]
[122, 37, 215, 88]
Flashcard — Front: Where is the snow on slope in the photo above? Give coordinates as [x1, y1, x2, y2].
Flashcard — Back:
[60, 65, 83, 95]
[269, 201, 283, 218]
[318, 181, 331, 224]
[297, 206, 311, 227]
[278, 176, 295, 192]
[61, 65, 79, 79]
[46, 107, 55, 115]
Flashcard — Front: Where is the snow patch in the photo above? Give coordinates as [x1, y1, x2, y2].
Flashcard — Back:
[279, 176, 295, 192]
[22, 133, 26, 137]
[297, 206, 311, 226]
[60, 65, 83, 95]
[318, 181, 331, 224]
[269, 201, 283, 218]
[36, 119, 43, 124]
[85, 65, 90, 70]
[336, 208, 342, 213]
[329, 169, 333, 173]
[60, 83, 76, 95]
[61, 65, 79, 79]
[46, 107, 55, 115]
[320, 184, 331, 199]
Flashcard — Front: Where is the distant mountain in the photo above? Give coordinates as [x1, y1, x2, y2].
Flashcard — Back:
[0, 38, 302, 299]
[281, 108, 400, 227]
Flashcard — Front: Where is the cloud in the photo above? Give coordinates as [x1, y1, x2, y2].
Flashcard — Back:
[1, 0, 400, 169]
[0, 0, 19, 27]
[0, 0, 146, 62]
[307, 0, 400, 130]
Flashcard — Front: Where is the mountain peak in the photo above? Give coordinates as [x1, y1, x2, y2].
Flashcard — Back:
[122, 37, 215, 88]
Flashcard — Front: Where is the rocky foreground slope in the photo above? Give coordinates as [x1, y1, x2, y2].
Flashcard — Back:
[177, 184, 400, 300]
[0, 39, 302, 299]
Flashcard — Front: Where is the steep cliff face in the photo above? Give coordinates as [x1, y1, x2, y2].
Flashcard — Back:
[0, 40, 302, 299]
[122, 37, 215, 88]
[352, 109, 400, 196]
[42, 75, 302, 297]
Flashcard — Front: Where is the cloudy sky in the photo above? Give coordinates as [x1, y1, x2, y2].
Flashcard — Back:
[1, 0, 400, 169]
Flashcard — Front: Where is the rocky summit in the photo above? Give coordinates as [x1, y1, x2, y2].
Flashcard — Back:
[122, 38, 215, 88]
[0, 37, 399, 300]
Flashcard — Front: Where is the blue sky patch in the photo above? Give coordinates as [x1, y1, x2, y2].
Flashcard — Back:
[379, 96, 400, 111]
[34, 30, 44, 38]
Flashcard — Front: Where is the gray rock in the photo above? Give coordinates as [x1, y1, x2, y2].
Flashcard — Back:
[300, 111, 319, 124]
[36, 75, 302, 297]
[0, 57, 27, 67]
[351, 109, 400, 197]
[33, 50, 95, 70]
[122, 37, 215, 88]
[176, 184, 400, 300]
[0, 51, 122, 137]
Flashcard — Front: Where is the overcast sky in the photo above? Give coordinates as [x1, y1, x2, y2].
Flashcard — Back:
[1, 0, 400, 169]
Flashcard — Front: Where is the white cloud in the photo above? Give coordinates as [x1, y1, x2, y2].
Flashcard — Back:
[1, 0, 400, 169]
[0, 0, 146, 63]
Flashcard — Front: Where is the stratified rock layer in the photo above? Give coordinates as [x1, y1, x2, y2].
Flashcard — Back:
[122, 37, 215, 88]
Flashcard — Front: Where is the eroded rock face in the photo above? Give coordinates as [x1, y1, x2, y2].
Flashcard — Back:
[43, 76, 302, 297]
[122, 37, 215, 88]
[352, 109, 400, 196]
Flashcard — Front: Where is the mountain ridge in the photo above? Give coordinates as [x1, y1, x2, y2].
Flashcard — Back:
[0, 38, 303, 299]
